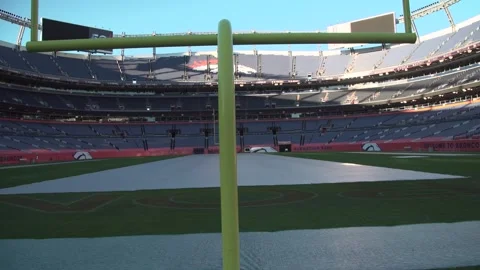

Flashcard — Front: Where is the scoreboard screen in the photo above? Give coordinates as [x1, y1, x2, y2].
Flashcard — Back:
[42, 18, 114, 54]
[327, 12, 396, 50]
[350, 13, 396, 34]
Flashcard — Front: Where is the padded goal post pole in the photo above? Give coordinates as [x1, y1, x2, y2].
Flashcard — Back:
[403, 0, 413, 34]
[217, 19, 240, 270]
[30, 0, 38, 42]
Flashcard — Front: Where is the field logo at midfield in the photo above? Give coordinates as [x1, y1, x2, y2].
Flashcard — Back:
[73, 151, 93, 160]
[135, 189, 317, 209]
[362, 142, 382, 152]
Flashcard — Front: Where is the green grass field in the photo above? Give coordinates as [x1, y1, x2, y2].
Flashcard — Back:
[1, 152, 479, 240]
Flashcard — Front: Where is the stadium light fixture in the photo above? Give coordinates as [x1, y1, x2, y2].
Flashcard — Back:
[27, 1, 416, 270]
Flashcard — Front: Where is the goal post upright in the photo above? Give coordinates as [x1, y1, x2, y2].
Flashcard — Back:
[217, 19, 240, 270]
[403, 0, 413, 34]
[30, 0, 38, 42]
[27, 1, 415, 270]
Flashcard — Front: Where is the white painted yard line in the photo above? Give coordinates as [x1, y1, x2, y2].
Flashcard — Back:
[393, 155, 429, 158]
[0, 159, 100, 170]
[346, 152, 480, 156]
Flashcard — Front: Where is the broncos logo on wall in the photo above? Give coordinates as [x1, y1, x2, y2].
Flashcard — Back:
[251, 148, 268, 153]
[245, 146, 278, 153]
[73, 151, 93, 160]
[362, 143, 382, 152]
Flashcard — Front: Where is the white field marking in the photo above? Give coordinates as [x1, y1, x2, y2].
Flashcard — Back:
[18, 193, 96, 206]
[0, 159, 100, 170]
[346, 152, 480, 157]
[393, 156, 429, 159]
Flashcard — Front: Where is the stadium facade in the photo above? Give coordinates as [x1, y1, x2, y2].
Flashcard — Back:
[0, 8, 480, 164]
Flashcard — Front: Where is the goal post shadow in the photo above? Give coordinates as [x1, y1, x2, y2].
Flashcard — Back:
[26, 1, 415, 269]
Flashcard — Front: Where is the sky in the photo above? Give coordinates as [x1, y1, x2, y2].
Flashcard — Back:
[0, 0, 478, 55]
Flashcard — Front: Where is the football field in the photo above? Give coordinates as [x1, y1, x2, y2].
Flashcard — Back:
[1, 152, 479, 269]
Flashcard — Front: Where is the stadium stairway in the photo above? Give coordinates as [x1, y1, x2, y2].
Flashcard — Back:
[400, 43, 421, 65]
[345, 53, 358, 73]
[51, 56, 69, 77]
[373, 48, 389, 70]
[16, 51, 39, 73]
[0, 55, 10, 67]
[117, 60, 125, 80]
[84, 60, 96, 79]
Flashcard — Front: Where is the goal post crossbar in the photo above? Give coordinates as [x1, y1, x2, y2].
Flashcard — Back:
[27, 1, 415, 270]
[26, 31, 417, 52]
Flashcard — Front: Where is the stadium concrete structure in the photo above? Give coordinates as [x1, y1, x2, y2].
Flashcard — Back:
[1, 9, 480, 163]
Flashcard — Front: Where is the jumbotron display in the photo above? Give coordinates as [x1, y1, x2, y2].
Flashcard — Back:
[41, 18, 113, 54]
[327, 12, 396, 49]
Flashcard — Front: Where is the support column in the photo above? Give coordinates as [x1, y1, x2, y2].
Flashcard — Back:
[17, 25, 26, 47]
[444, 6, 456, 32]
[121, 32, 126, 61]
[217, 19, 240, 270]
[412, 20, 420, 43]
[152, 31, 157, 59]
